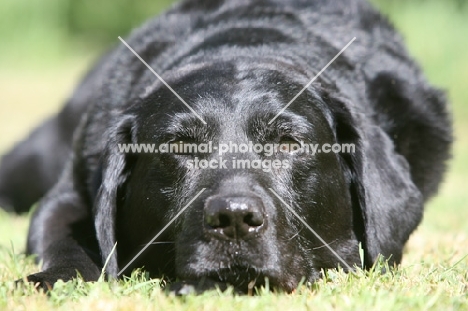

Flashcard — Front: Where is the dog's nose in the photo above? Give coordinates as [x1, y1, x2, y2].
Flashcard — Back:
[204, 196, 265, 240]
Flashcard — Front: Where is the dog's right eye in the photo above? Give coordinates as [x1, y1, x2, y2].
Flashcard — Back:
[168, 139, 199, 155]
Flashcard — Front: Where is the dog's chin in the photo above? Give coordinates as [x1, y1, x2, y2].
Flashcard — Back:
[175, 266, 299, 294]
[206, 266, 268, 290]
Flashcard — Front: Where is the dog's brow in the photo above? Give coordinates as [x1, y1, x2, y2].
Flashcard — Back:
[268, 37, 356, 124]
[118, 36, 207, 125]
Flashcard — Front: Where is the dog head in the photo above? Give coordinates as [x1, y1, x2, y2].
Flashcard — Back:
[94, 59, 423, 292]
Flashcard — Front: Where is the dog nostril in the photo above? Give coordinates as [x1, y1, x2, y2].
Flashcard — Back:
[243, 212, 263, 227]
[218, 214, 231, 228]
[204, 196, 265, 239]
[205, 210, 232, 229]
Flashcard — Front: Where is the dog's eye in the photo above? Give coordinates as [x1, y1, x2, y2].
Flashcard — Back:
[278, 136, 302, 154]
[169, 138, 199, 155]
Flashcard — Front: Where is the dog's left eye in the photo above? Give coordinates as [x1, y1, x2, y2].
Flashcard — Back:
[278, 136, 302, 154]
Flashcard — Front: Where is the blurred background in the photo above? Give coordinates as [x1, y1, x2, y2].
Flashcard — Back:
[0, 0, 467, 255]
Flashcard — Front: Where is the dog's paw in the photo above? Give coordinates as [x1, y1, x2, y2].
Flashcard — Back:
[16, 269, 80, 292]
[15, 272, 59, 292]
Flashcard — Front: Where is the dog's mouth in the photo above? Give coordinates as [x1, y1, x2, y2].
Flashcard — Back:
[176, 266, 272, 294]
[206, 266, 266, 288]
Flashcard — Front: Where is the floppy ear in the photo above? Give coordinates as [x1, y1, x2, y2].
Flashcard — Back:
[94, 115, 136, 278]
[328, 95, 423, 267]
[357, 125, 423, 266]
[368, 72, 452, 200]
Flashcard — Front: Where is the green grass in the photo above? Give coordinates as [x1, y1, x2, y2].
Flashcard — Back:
[1, 0, 468, 310]
[1, 250, 467, 310]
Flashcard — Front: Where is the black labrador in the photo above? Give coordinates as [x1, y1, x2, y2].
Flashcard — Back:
[0, 0, 452, 293]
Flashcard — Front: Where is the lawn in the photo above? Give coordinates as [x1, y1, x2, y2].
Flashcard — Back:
[0, 0, 467, 310]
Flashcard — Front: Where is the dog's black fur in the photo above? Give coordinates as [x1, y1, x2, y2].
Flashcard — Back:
[0, 0, 452, 292]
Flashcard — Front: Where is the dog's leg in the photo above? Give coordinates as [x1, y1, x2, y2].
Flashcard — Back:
[22, 163, 101, 291]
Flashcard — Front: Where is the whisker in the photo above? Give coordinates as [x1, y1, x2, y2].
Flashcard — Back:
[139, 241, 175, 246]
[285, 229, 303, 241]
[312, 239, 338, 250]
